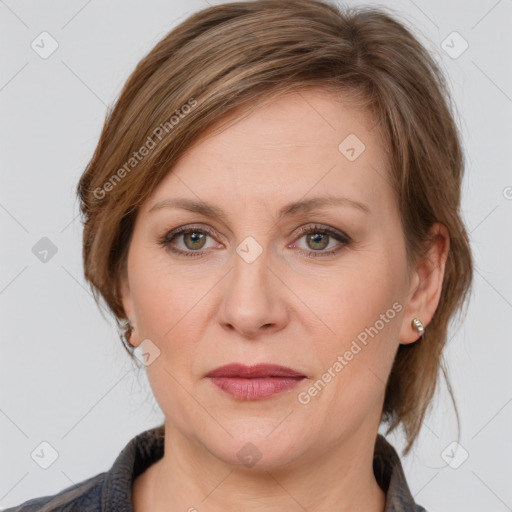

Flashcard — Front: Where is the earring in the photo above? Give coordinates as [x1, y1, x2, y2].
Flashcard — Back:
[121, 319, 134, 347]
[411, 318, 425, 337]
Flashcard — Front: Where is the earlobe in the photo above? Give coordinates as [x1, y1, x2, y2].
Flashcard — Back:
[399, 223, 450, 345]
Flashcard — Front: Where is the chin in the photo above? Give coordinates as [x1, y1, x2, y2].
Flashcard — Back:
[201, 423, 307, 470]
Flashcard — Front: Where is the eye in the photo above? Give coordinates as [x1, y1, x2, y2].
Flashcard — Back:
[157, 225, 220, 258]
[290, 224, 351, 258]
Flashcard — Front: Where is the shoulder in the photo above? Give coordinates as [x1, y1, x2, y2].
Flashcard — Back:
[3, 425, 165, 512]
[2, 472, 105, 512]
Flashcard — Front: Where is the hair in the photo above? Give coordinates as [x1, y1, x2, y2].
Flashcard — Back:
[76, 0, 473, 455]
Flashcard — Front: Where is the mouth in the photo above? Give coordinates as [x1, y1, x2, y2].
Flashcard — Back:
[206, 363, 306, 400]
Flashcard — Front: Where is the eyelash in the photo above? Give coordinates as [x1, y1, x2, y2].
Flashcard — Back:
[157, 224, 351, 259]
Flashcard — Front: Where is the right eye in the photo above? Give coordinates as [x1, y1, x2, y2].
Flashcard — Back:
[158, 225, 221, 257]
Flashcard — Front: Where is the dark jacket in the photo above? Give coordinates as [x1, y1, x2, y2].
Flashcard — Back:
[4, 426, 427, 511]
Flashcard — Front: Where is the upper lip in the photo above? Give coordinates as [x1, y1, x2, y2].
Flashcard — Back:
[206, 363, 306, 378]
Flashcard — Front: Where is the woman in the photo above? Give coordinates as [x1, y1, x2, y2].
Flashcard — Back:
[6, 0, 473, 510]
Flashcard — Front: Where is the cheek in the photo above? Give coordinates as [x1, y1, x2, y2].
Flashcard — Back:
[131, 279, 206, 383]
[308, 252, 405, 348]
[303, 247, 406, 414]
[303, 296, 402, 439]
[128, 245, 203, 336]
[128, 253, 209, 432]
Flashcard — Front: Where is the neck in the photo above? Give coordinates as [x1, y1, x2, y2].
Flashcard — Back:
[135, 421, 387, 512]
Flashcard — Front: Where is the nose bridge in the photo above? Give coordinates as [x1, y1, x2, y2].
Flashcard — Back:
[235, 236, 271, 288]
[218, 233, 289, 336]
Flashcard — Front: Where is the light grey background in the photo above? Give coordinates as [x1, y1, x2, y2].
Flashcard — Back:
[1, 0, 511, 510]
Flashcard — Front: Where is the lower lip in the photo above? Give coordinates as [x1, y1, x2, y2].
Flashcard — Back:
[208, 377, 305, 400]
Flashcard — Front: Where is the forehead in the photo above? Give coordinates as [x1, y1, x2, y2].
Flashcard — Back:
[143, 88, 392, 217]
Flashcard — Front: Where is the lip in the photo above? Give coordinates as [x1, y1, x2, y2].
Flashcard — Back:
[206, 363, 306, 379]
[206, 363, 306, 401]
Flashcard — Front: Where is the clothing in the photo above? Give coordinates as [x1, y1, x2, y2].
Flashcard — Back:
[4, 426, 427, 511]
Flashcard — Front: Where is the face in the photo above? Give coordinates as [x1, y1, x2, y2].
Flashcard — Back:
[121, 88, 425, 469]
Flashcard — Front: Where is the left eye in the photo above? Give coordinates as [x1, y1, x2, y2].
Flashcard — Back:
[158, 225, 350, 258]
[289, 226, 350, 257]
[293, 230, 340, 252]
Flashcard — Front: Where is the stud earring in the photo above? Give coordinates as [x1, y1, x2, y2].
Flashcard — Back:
[411, 318, 425, 337]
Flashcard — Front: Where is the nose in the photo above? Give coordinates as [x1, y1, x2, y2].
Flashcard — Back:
[217, 246, 290, 339]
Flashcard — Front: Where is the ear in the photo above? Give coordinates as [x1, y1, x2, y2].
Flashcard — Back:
[119, 267, 141, 348]
[399, 222, 450, 345]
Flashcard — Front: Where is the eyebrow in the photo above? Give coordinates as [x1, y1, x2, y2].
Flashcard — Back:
[148, 195, 371, 221]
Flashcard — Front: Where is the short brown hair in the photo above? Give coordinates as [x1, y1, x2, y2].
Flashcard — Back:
[77, 0, 473, 454]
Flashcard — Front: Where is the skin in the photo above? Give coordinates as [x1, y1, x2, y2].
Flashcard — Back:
[121, 88, 449, 512]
